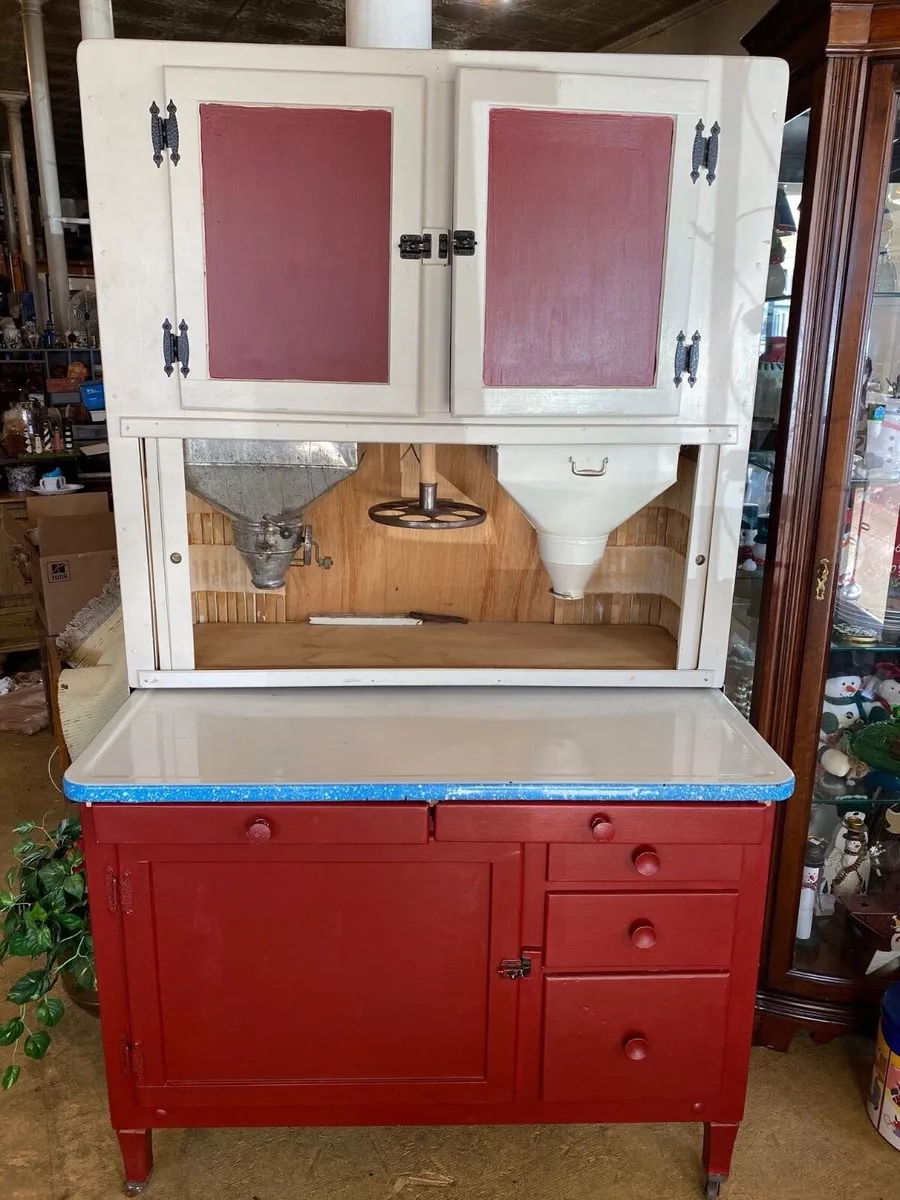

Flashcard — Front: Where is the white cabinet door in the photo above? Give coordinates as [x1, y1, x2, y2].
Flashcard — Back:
[164, 66, 425, 415]
[451, 67, 713, 418]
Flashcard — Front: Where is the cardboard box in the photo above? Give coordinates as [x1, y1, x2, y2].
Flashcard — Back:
[1, 492, 116, 635]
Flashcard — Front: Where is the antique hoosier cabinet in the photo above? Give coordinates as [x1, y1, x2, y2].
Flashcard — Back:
[66, 11, 793, 1197]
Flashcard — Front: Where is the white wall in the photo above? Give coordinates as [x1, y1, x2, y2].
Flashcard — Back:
[623, 0, 776, 56]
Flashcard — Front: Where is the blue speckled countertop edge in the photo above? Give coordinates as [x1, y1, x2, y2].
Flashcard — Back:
[63, 778, 795, 804]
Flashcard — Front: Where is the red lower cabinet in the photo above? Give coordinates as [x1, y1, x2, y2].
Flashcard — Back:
[82, 801, 773, 1198]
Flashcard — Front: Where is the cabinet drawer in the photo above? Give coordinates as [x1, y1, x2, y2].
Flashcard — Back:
[90, 803, 430, 845]
[547, 842, 744, 885]
[544, 891, 738, 972]
[434, 803, 766, 845]
[542, 974, 729, 1104]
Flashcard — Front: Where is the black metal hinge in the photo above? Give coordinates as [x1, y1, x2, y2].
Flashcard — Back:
[162, 318, 190, 378]
[674, 330, 702, 388]
[150, 100, 180, 168]
[452, 230, 477, 257]
[498, 955, 532, 980]
[691, 120, 720, 185]
[399, 233, 432, 260]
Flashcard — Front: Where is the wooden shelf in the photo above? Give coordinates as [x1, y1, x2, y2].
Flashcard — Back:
[194, 621, 677, 672]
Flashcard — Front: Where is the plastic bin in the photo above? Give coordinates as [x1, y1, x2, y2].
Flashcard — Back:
[867, 981, 900, 1147]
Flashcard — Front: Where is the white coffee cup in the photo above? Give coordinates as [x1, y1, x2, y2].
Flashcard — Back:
[38, 475, 65, 492]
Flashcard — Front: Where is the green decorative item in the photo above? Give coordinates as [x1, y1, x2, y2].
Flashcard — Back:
[0, 815, 94, 1089]
[849, 719, 900, 775]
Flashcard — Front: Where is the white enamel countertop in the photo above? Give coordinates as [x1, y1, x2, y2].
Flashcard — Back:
[63, 687, 793, 804]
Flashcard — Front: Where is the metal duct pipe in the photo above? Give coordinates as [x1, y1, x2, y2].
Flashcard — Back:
[0, 91, 40, 316]
[20, 0, 69, 330]
[79, 0, 114, 39]
[346, 0, 431, 49]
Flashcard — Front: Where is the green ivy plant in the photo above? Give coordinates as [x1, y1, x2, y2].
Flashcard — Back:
[0, 814, 94, 1089]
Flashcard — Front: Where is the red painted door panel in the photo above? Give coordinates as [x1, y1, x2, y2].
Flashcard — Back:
[119, 841, 521, 1106]
[542, 974, 730, 1104]
[201, 104, 391, 383]
[483, 109, 673, 388]
[544, 891, 738, 972]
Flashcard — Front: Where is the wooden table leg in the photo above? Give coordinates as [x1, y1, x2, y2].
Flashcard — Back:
[702, 1122, 739, 1198]
[117, 1128, 153, 1195]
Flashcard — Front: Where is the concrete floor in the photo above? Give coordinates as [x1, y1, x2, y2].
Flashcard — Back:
[0, 729, 898, 1200]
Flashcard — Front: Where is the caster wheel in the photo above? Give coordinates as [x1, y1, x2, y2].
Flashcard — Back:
[704, 1176, 725, 1199]
[124, 1180, 151, 1197]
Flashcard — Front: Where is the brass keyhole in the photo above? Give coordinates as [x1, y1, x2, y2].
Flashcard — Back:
[815, 558, 830, 601]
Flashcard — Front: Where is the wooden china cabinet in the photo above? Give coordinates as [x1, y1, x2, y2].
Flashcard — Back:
[737, 0, 900, 1047]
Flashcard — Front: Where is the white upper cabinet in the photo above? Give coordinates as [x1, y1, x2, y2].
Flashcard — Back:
[78, 44, 785, 427]
[451, 68, 711, 418]
[164, 66, 425, 415]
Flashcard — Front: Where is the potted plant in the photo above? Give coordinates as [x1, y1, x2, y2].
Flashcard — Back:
[0, 813, 95, 1089]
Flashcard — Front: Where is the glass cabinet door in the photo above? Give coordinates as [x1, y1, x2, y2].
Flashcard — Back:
[795, 102, 900, 983]
[725, 112, 809, 718]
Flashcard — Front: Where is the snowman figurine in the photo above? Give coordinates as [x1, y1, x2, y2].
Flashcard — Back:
[820, 675, 867, 744]
[821, 813, 871, 914]
[863, 674, 900, 723]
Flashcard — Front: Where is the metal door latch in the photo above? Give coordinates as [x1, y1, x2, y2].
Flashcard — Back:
[150, 100, 180, 167]
[162, 318, 190, 378]
[498, 955, 532, 980]
[815, 558, 830, 601]
[691, 119, 720, 185]
[452, 230, 477, 257]
[399, 233, 432, 260]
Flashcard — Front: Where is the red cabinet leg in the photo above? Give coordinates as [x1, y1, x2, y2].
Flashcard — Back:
[117, 1129, 153, 1195]
[702, 1122, 739, 1198]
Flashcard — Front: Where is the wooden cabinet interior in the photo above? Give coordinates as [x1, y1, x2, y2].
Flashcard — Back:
[185, 443, 694, 672]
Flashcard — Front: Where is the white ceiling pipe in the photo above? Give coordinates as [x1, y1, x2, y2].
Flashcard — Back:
[346, 0, 431, 49]
[20, 0, 70, 331]
[0, 90, 41, 318]
[79, 0, 114, 39]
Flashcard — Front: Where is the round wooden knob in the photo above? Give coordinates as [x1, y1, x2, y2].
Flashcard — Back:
[246, 818, 272, 845]
[633, 849, 660, 876]
[631, 923, 657, 949]
[590, 815, 615, 842]
[624, 1037, 649, 1061]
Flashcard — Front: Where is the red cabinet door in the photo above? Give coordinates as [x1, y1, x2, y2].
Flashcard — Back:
[542, 974, 730, 1104]
[165, 66, 425, 415]
[117, 835, 522, 1108]
[452, 68, 709, 418]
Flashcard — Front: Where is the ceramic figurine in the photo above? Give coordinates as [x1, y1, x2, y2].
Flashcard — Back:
[820, 675, 867, 744]
[766, 235, 787, 299]
[0, 317, 21, 350]
[821, 813, 871, 913]
[863, 674, 900, 722]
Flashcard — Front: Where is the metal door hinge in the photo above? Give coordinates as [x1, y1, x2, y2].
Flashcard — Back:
[498, 955, 532, 980]
[674, 330, 702, 387]
[150, 100, 180, 168]
[121, 1037, 145, 1084]
[452, 230, 477, 257]
[162, 318, 190, 378]
[105, 864, 119, 914]
[107, 866, 134, 915]
[399, 233, 432, 260]
[691, 119, 720, 185]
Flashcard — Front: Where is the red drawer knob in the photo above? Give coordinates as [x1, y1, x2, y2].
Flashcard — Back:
[590, 815, 615, 842]
[246, 818, 272, 845]
[624, 1037, 649, 1061]
[633, 849, 660, 876]
[631, 923, 657, 949]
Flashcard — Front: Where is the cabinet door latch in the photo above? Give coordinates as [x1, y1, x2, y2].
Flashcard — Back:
[150, 100, 180, 167]
[162, 318, 190, 378]
[498, 955, 532, 980]
[691, 119, 720, 185]
[452, 230, 477, 257]
[399, 233, 432, 260]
